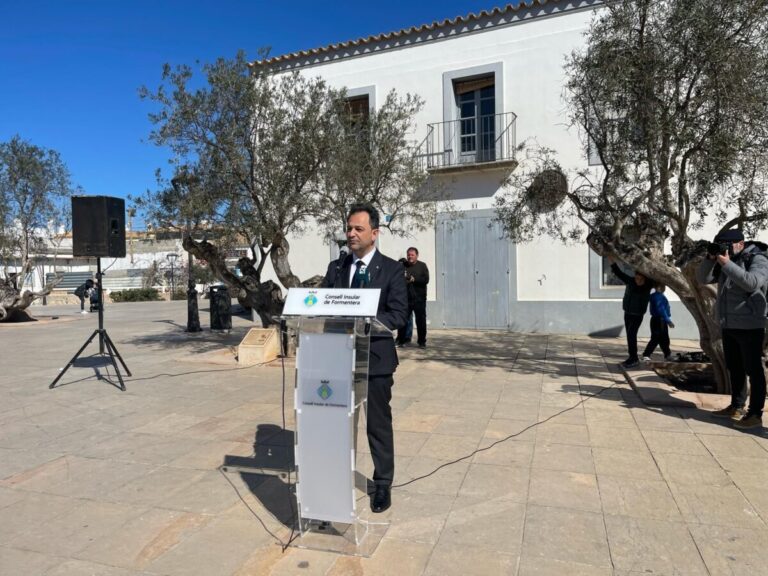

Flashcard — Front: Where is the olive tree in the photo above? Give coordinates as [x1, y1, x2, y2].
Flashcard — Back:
[494, 0, 768, 392]
[140, 52, 342, 325]
[0, 136, 74, 321]
[141, 52, 440, 326]
[314, 90, 445, 242]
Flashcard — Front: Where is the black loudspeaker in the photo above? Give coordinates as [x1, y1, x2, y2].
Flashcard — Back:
[72, 196, 126, 258]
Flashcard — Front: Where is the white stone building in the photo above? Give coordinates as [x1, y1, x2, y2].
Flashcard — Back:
[247, 0, 753, 339]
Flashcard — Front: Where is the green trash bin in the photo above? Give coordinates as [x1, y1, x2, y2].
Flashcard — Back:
[209, 285, 232, 330]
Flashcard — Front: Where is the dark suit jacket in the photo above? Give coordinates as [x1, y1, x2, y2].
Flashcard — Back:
[322, 250, 409, 376]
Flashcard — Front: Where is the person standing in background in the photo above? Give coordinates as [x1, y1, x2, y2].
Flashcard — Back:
[397, 247, 429, 348]
[74, 278, 93, 314]
[609, 256, 653, 368]
[642, 283, 674, 362]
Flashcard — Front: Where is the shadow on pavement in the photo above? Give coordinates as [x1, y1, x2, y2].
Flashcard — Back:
[122, 320, 250, 354]
[222, 424, 297, 528]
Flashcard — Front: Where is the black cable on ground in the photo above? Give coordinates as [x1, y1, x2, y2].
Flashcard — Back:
[125, 364, 265, 384]
[278, 321, 298, 551]
[84, 345, 299, 549]
[392, 378, 620, 488]
[217, 322, 299, 553]
[222, 339, 623, 551]
[56, 363, 268, 388]
[216, 466, 287, 546]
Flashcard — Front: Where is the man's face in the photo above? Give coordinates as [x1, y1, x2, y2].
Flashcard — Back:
[346, 211, 378, 257]
[635, 273, 646, 286]
[731, 240, 745, 256]
[406, 249, 418, 264]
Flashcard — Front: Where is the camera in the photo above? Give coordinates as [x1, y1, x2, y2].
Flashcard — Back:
[707, 241, 731, 257]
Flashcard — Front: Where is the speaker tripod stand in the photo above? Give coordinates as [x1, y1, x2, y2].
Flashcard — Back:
[50, 258, 132, 391]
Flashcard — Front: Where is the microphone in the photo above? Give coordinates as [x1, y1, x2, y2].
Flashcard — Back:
[335, 245, 350, 288]
[335, 246, 349, 270]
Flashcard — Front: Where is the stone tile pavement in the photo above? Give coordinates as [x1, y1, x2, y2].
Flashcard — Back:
[1, 301, 767, 575]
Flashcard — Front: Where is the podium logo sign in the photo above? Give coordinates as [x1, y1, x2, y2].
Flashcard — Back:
[301, 378, 346, 408]
[284, 288, 380, 317]
[317, 381, 333, 400]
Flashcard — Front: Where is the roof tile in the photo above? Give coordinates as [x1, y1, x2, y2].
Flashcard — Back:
[252, 0, 582, 68]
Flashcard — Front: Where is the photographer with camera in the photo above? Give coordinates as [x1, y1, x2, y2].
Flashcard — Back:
[698, 229, 768, 430]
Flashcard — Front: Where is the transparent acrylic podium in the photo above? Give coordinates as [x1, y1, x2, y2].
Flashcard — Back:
[281, 313, 392, 556]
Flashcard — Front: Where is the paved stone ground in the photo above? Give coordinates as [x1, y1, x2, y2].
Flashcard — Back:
[1, 301, 767, 575]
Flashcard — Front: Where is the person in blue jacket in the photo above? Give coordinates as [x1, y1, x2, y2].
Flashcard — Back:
[642, 283, 674, 361]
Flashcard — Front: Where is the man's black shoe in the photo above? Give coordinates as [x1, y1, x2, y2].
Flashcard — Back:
[418, 343, 426, 348]
[371, 486, 391, 513]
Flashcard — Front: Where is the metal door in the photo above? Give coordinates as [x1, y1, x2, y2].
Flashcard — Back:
[439, 218, 475, 328]
[473, 217, 509, 328]
[438, 215, 510, 329]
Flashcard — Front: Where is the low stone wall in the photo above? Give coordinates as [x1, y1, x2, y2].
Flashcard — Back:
[34, 293, 115, 306]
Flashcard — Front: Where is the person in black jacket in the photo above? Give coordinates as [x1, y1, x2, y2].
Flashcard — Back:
[397, 247, 430, 348]
[322, 203, 408, 513]
[74, 279, 94, 314]
[609, 256, 653, 368]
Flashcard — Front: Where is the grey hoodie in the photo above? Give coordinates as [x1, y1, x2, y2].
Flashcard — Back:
[697, 244, 768, 330]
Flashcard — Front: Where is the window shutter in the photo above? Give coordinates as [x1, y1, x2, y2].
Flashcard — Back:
[454, 76, 495, 95]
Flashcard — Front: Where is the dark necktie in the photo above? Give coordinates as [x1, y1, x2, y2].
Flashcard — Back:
[351, 260, 366, 288]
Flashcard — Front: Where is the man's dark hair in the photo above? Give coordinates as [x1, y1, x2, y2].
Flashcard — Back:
[347, 202, 380, 229]
[407, 247, 419, 255]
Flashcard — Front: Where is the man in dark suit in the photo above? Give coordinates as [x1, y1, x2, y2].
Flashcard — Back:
[322, 203, 408, 513]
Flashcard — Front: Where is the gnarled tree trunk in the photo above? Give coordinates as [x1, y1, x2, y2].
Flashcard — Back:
[588, 233, 730, 393]
[183, 235, 327, 328]
[679, 262, 728, 391]
[0, 265, 62, 322]
[269, 234, 302, 289]
[182, 236, 283, 327]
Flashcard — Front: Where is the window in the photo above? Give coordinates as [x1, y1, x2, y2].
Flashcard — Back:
[440, 64, 504, 169]
[589, 227, 641, 298]
[344, 95, 370, 126]
[455, 77, 495, 163]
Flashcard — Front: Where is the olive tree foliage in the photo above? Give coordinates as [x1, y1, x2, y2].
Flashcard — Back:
[140, 51, 438, 326]
[140, 51, 341, 325]
[0, 136, 74, 321]
[314, 90, 446, 242]
[494, 0, 768, 392]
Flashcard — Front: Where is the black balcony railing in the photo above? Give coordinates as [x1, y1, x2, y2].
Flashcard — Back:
[416, 111, 517, 171]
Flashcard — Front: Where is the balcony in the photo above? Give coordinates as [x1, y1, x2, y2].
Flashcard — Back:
[416, 112, 517, 173]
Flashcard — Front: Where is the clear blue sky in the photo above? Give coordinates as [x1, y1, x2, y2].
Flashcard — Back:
[1, 0, 498, 228]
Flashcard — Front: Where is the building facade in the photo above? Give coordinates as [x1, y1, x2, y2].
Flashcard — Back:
[250, 0, 740, 339]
